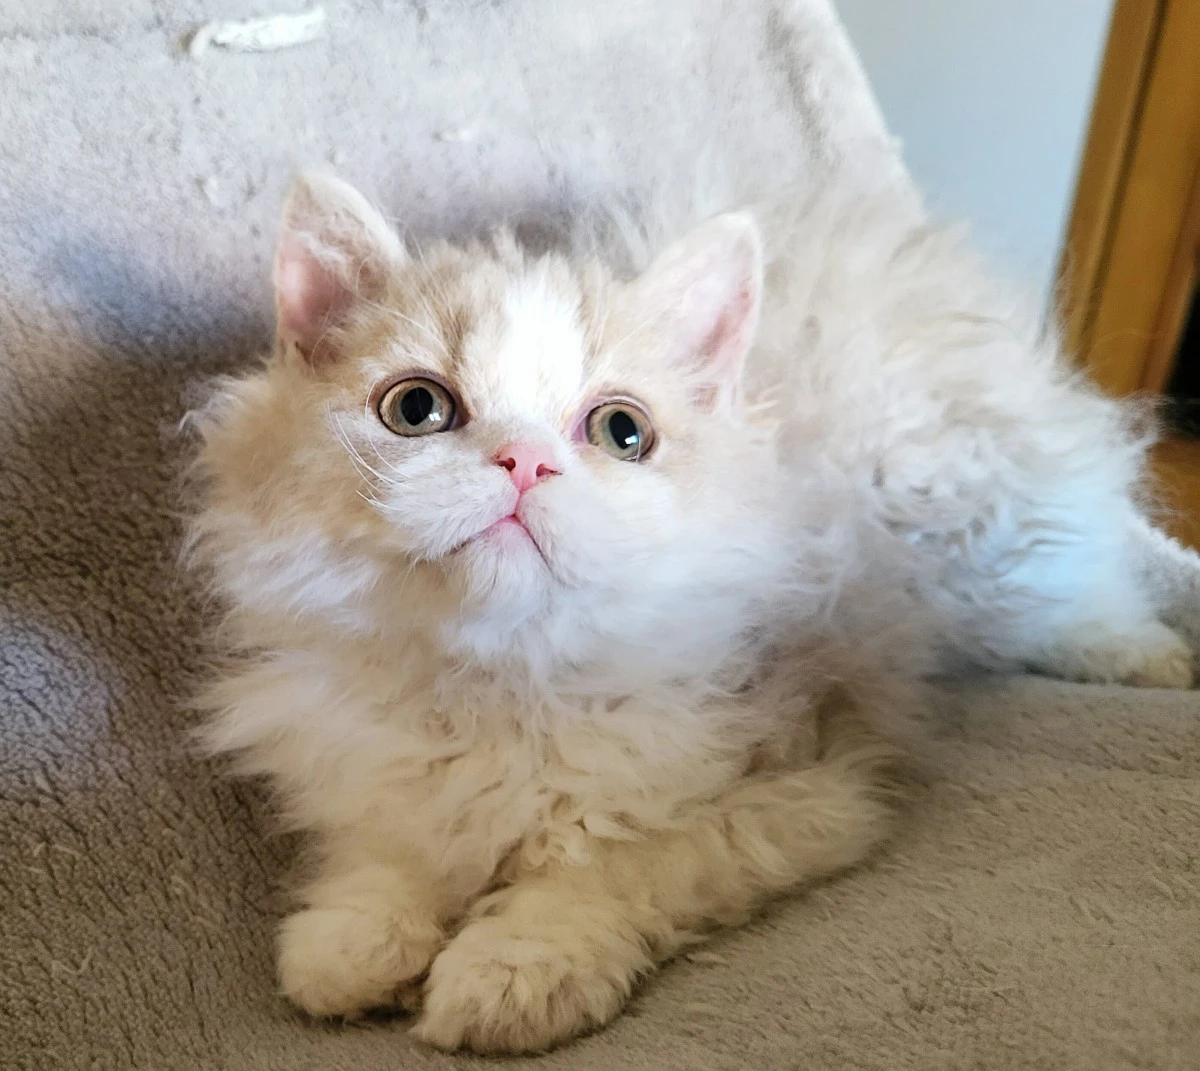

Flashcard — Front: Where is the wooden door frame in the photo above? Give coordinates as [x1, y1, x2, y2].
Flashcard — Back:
[1057, 0, 1200, 396]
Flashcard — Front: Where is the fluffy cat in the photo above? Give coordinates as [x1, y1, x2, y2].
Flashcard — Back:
[187, 172, 1193, 1054]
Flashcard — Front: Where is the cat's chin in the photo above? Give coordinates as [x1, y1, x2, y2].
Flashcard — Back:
[447, 521, 555, 625]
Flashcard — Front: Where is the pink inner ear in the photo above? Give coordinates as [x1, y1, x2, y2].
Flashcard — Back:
[275, 232, 352, 357]
[666, 250, 759, 413]
[693, 277, 756, 375]
[639, 215, 761, 408]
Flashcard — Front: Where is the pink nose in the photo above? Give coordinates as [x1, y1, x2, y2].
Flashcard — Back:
[494, 442, 560, 494]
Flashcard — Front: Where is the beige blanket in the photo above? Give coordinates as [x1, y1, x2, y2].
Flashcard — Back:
[2, 3, 1196, 1068]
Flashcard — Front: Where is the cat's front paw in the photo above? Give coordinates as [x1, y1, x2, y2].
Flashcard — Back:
[414, 914, 642, 1053]
[278, 904, 442, 1019]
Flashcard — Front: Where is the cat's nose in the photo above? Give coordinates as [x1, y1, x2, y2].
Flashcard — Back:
[493, 442, 560, 494]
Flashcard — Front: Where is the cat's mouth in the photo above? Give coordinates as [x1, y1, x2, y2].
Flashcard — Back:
[488, 515, 532, 538]
[449, 511, 551, 568]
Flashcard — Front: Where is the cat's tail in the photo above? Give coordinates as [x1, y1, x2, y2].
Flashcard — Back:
[621, 668, 913, 943]
[645, 715, 906, 941]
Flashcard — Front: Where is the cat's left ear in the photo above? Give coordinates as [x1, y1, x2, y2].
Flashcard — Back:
[273, 172, 407, 364]
[631, 213, 762, 410]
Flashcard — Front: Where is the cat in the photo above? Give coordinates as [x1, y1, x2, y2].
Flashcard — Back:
[187, 171, 1193, 1054]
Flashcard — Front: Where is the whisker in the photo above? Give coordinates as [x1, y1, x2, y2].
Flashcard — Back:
[330, 410, 391, 484]
[354, 488, 389, 509]
[362, 494, 409, 516]
[361, 431, 410, 478]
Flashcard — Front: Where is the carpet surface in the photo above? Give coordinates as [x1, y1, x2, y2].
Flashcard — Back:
[1, 3, 1197, 1069]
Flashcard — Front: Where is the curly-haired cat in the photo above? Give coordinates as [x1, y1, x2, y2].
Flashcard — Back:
[188, 173, 1193, 1054]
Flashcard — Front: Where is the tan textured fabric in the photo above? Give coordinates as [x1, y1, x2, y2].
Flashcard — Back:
[1, 3, 1197, 1068]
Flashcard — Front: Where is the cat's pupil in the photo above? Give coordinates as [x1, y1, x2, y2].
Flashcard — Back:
[400, 387, 436, 426]
[608, 411, 640, 452]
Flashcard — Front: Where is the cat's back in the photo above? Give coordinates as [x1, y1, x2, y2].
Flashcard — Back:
[743, 185, 1106, 497]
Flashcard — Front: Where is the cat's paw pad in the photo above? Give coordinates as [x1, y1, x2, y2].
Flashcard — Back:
[414, 917, 636, 1053]
[278, 905, 442, 1019]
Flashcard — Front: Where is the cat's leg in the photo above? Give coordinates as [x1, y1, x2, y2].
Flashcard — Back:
[1021, 596, 1193, 689]
[278, 840, 445, 1018]
[413, 730, 900, 1053]
[940, 504, 1194, 689]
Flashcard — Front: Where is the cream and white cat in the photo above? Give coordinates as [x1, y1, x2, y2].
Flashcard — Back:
[188, 173, 1193, 1054]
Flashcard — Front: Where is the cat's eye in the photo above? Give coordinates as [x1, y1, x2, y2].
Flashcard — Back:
[378, 378, 457, 436]
[584, 401, 655, 461]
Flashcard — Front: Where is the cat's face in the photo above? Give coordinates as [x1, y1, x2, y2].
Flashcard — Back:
[198, 175, 787, 668]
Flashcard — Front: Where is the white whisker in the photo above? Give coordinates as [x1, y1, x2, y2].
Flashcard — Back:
[361, 431, 410, 478]
[330, 410, 390, 484]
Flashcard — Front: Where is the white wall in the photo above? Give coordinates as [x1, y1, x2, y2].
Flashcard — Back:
[836, 0, 1113, 297]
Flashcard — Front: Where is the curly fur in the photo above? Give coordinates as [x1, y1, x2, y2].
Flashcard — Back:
[186, 173, 1192, 1054]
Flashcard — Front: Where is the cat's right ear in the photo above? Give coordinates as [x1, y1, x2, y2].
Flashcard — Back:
[273, 172, 406, 364]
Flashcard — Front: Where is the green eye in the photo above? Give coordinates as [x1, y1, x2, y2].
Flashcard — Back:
[378, 378, 457, 436]
[585, 401, 655, 461]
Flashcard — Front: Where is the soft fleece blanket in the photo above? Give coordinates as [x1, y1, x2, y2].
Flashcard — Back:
[1, 2, 1197, 1068]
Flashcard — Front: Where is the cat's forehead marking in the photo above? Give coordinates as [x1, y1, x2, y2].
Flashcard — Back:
[483, 273, 586, 418]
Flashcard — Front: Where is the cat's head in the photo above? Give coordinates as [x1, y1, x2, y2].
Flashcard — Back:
[193, 174, 787, 674]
